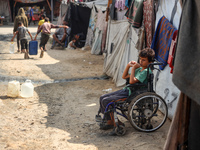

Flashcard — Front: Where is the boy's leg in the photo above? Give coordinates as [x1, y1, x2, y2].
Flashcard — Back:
[24, 49, 29, 59]
[40, 33, 49, 58]
[100, 89, 129, 114]
[99, 89, 128, 130]
[17, 33, 20, 52]
[29, 17, 32, 25]
[40, 46, 44, 58]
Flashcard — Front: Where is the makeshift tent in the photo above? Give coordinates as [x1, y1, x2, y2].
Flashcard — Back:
[8, 0, 62, 22]
[0, 0, 12, 23]
[69, 2, 91, 42]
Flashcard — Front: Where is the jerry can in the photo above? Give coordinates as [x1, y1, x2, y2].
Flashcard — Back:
[29, 41, 38, 55]
[9, 42, 15, 54]
[21, 80, 34, 98]
[7, 80, 20, 97]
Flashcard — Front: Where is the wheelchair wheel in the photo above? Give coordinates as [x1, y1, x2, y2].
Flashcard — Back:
[115, 125, 126, 136]
[128, 92, 168, 132]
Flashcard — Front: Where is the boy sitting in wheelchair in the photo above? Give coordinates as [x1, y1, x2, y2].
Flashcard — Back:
[96, 48, 155, 135]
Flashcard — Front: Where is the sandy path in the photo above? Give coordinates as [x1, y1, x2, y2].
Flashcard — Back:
[0, 40, 170, 150]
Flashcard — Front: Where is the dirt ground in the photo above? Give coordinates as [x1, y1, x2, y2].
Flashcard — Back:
[0, 39, 171, 150]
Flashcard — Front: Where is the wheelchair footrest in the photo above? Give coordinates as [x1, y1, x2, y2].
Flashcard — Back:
[95, 115, 102, 122]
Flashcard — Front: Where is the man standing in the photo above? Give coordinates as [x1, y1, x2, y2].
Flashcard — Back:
[29, 6, 35, 25]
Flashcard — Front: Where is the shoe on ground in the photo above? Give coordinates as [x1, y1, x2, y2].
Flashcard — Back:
[40, 51, 44, 58]
[99, 123, 114, 130]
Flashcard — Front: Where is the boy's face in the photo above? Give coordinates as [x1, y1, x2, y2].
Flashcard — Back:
[139, 57, 150, 68]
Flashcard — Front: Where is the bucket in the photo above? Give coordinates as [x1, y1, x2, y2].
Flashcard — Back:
[9, 42, 15, 54]
[21, 80, 34, 98]
[7, 80, 20, 97]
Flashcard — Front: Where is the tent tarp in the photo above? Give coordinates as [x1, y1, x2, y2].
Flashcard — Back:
[103, 20, 130, 84]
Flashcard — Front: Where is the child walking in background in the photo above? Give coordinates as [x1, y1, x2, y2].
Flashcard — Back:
[34, 17, 69, 58]
[11, 21, 33, 59]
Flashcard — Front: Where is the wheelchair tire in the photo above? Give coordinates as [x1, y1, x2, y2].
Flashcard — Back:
[115, 125, 126, 136]
[128, 92, 168, 132]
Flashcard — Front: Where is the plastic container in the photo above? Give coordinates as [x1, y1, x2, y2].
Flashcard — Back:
[29, 41, 38, 55]
[21, 80, 34, 98]
[9, 42, 15, 54]
[7, 80, 20, 97]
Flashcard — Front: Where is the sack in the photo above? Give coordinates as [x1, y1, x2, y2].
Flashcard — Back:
[32, 16, 35, 21]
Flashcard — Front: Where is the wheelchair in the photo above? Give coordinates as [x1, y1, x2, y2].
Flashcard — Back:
[95, 62, 168, 135]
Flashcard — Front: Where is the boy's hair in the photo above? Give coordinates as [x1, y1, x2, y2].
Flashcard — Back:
[18, 21, 22, 26]
[41, 14, 46, 19]
[139, 48, 155, 62]
[45, 17, 49, 22]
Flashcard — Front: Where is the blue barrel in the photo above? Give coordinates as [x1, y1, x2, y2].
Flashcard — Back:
[29, 41, 38, 55]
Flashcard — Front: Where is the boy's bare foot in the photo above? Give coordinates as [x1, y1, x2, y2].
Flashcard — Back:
[40, 51, 44, 58]
[24, 53, 29, 59]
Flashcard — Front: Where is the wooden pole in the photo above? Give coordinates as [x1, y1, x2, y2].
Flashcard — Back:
[46, 0, 52, 11]
[14, 1, 17, 7]
[51, 0, 53, 22]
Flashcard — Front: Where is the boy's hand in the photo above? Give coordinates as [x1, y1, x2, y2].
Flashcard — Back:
[128, 61, 136, 67]
[65, 26, 69, 28]
[133, 63, 141, 69]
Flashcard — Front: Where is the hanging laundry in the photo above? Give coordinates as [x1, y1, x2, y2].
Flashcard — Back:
[167, 30, 178, 74]
[151, 16, 177, 70]
[125, 0, 143, 28]
[115, 0, 126, 10]
[143, 0, 155, 48]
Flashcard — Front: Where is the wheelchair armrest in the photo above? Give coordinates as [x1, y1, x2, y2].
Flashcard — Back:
[126, 83, 147, 88]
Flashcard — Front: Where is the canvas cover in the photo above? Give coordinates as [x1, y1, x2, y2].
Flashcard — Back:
[103, 20, 130, 85]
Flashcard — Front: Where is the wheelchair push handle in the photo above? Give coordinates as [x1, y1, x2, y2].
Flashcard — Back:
[147, 62, 163, 68]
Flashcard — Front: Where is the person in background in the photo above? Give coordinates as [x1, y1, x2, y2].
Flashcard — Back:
[11, 22, 33, 59]
[13, 8, 28, 53]
[74, 32, 85, 48]
[67, 37, 77, 49]
[39, 9, 45, 20]
[51, 21, 71, 49]
[29, 6, 35, 25]
[37, 14, 46, 30]
[34, 17, 69, 58]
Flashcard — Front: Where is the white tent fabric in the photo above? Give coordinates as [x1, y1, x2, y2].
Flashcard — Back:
[155, 0, 181, 29]
[116, 27, 139, 87]
[84, 0, 108, 11]
[103, 20, 130, 84]
[153, 0, 182, 119]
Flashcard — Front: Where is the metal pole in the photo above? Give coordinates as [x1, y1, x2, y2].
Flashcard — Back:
[51, 0, 53, 22]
